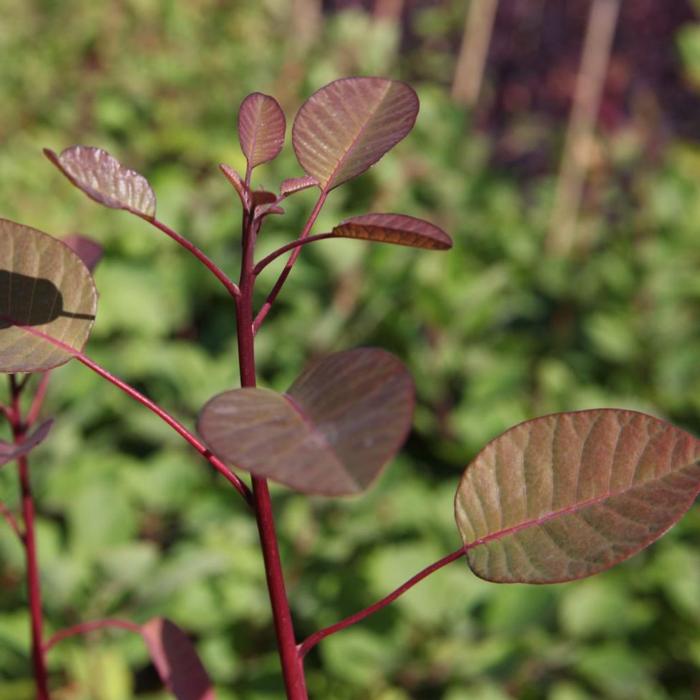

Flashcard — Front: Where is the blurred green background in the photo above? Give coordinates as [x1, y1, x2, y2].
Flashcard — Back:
[1, 0, 700, 698]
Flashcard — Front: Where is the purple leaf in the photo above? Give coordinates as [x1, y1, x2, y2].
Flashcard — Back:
[292, 77, 419, 192]
[280, 176, 318, 196]
[251, 190, 278, 207]
[0, 219, 98, 373]
[0, 420, 53, 467]
[44, 146, 156, 218]
[198, 348, 414, 496]
[455, 409, 700, 584]
[219, 164, 251, 210]
[62, 234, 104, 272]
[238, 92, 286, 170]
[332, 213, 452, 250]
[141, 618, 215, 700]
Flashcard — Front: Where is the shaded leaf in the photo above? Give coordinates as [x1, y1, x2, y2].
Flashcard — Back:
[219, 164, 250, 210]
[0, 420, 53, 467]
[198, 348, 414, 496]
[333, 213, 452, 250]
[44, 146, 156, 218]
[62, 234, 104, 272]
[280, 176, 318, 196]
[0, 219, 97, 373]
[141, 618, 215, 700]
[251, 190, 278, 207]
[455, 409, 700, 584]
[238, 92, 286, 169]
[292, 77, 418, 192]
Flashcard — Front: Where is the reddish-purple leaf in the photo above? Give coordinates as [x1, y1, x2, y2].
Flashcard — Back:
[141, 618, 215, 700]
[332, 213, 452, 250]
[0, 420, 53, 467]
[44, 146, 156, 218]
[219, 164, 251, 210]
[62, 234, 104, 272]
[292, 77, 419, 192]
[198, 348, 414, 496]
[238, 92, 286, 170]
[455, 409, 700, 584]
[0, 219, 98, 373]
[280, 176, 318, 196]
[251, 190, 278, 207]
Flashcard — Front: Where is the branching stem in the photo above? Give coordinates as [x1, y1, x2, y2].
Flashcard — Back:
[253, 190, 327, 333]
[254, 232, 334, 275]
[298, 546, 466, 657]
[44, 618, 141, 653]
[143, 216, 241, 300]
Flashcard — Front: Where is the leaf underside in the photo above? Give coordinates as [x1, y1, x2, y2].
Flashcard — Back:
[333, 213, 452, 250]
[455, 409, 700, 584]
[238, 92, 286, 169]
[45, 146, 156, 218]
[141, 617, 215, 700]
[198, 348, 415, 496]
[292, 77, 419, 192]
[0, 420, 53, 467]
[280, 175, 318, 196]
[0, 219, 98, 373]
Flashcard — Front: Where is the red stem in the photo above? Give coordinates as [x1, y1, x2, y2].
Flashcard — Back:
[25, 372, 51, 428]
[237, 200, 308, 699]
[143, 216, 241, 300]
[0, 500, 23, 540]
[253, 232, 334, 275]
[43, 618, 141, 653]
[298, 547, 466, 658]
[0, 327, 253, 507]
[8, 377, 50, 699]
[253, 191, 327, 333]
[72, 352, 253, 507]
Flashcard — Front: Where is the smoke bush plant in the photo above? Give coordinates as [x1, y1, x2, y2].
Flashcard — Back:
[1, 77, 699, 699]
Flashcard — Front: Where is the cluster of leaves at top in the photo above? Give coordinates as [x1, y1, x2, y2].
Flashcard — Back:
[1, 77, 700, 699]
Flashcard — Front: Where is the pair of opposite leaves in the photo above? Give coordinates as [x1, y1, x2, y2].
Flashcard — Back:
[0, 76, 699, 590]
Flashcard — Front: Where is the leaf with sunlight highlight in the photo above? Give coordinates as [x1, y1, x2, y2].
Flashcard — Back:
[238, 92, 286, 170]
[141, 618, 215, 700]
[198, 348, 414, 496]
[44, 146, 156, 218]
[0, 219, 97, 373]
[292, 77, 419, 192]
[0, 420, 53, 467]
[455, 409, 700, 584]
[332, 213, 452, 250]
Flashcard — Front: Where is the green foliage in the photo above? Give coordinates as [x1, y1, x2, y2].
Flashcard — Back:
[1, 2, 700, 699]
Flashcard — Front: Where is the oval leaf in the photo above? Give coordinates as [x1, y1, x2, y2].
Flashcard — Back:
[292, 77, 419, 192]
[141, 618, 215, 700]
[238, 92, 286, 169]
[62, 234, 104, 272]
[454, 409, 700, 584]
[44, 146, 156, 218]
[198, 348, 414, 496]
[333, 213, 452, 250]
[0, 219, 98, 373]
[0, 420, 53, 467]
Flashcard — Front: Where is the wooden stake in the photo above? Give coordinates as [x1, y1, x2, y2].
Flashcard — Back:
[547, 0, 621, 256]
[451, 0, 499, 107]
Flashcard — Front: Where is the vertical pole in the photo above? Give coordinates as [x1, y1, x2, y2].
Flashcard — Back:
[547, 0, 621, 255]
[451, 0, 500, 107]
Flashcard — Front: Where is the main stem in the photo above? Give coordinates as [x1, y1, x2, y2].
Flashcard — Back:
[9, 381, 50, 700]
[237, 218, 307, 699]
